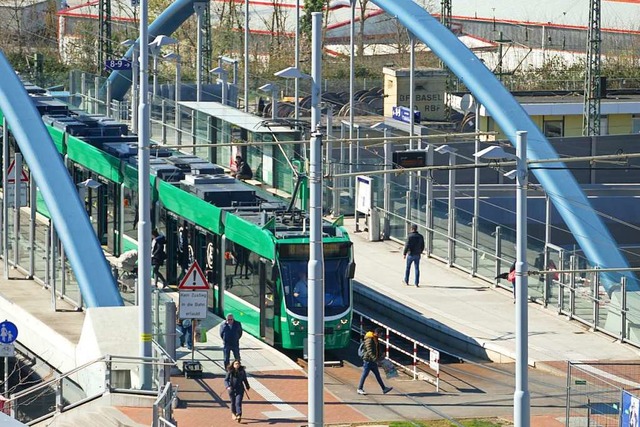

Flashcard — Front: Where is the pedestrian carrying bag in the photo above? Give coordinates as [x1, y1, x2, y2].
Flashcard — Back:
[357, 341, 365, 358]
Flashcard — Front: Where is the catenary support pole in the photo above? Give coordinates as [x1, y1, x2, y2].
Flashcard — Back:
[308, 12, 324, 427]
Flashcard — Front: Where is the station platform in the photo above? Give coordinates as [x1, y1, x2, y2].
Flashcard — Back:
[0, 218, 638, 426]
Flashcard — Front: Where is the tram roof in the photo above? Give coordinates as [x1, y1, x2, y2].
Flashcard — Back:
[179, 101, 298, 135]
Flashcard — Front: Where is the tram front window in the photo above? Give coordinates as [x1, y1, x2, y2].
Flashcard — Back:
[281, 259, 350, 316]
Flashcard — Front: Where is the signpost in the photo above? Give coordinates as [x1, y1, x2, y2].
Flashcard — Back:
[6, 159, 28, 208]
[0, 320, 18, 397]
[178, 261, 209, 378]
[104, 59, 132, 71]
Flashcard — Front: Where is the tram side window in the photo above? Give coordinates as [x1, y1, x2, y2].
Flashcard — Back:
[225, 242, 260, 309]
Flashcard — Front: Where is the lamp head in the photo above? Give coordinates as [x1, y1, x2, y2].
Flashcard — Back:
[274, 66, 310, 79]
[435, 144, 457, 154]
[474, 145, 516, 160]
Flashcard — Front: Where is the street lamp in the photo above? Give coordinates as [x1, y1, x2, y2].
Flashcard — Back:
[474, 132, 530, 427]
[163, 53, 181, 146]
[120, 39, 139, 133]
[370, 122, 393, 239]
[193, 1, 207, 102]
[218, 56, 238, 85]
[210, 66, 228, 105]
[275, 66, 311, 163]
[258, 83, 279, 120]
[435, 145, 457, 266]
[77, 178, 102, 217]
[148, 35, 177, 98]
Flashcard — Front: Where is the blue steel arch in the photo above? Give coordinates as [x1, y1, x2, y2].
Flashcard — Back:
[107, 0, 632, 292]
[370, 0, 632, 291]
[0, 53, 123, 308]
[108, 0, 197, 101]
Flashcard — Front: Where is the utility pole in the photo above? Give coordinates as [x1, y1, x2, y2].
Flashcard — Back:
[202, 3, 212, 84]
[583, 0, 602, 136]
[440, 0, 452, 120]
[98, 0, 112, 75]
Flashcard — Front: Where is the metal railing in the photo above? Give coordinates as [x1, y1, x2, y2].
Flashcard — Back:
[153, 382, 178, 427]
[7, 353, 176, 426]
[352, 309, 441, 392]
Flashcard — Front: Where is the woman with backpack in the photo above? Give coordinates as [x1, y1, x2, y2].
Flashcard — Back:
[356, 328, 393, 396]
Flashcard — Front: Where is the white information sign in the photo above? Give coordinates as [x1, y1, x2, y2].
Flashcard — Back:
[429, 349, 440, 371]
[179, 291, 208, 320]
[0, 343, 15, 358]
[5, 183, 28, 208]
[355, 175, 372, 215]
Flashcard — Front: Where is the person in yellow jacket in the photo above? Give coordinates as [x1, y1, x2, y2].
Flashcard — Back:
[356, 328, 393, 395]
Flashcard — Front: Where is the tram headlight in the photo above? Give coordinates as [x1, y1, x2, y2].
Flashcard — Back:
[291, 319, 300, 326]
[340, 318, 349, 325]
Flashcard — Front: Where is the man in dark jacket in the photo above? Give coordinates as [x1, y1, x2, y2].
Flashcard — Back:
[357, 328, 393, 395]
[403, 224, 425, 287]
[151, 228, 167, 288]
[220, 313, 244, 368]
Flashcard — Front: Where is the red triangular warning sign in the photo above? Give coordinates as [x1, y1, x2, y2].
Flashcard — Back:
[178, 260, 209, 290]
[7, 160, 29, 183]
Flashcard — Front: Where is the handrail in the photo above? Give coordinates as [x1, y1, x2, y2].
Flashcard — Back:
[352, 309, 443, 392]
[9, 355, 106, 400]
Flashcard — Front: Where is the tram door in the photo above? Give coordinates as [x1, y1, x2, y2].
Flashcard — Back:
[193, 228, 218, 314]
[164, 215, 180, 284]
[260, 259, 275, 345]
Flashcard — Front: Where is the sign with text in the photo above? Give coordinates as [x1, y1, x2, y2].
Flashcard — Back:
[391, 105, 421, 124]
[178, 291, 208, 320]
[392, 150, 426, 169]
[104, 59, 132, 71]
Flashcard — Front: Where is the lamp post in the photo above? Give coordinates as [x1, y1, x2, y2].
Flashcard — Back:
[210, 66, 228, 105]
[258, 83, 279, 120]
[163, 53, 181, 146]
[474, 132, 530, 427]
[244, 0, 249, 112]
[120, 39, 138, 133]
[275, 66, 312, 167]
[218, 56, 238, 85]
[435, 145, 457, 266]
[148, 35, 177, 99]
[193, 1, 207, 102]
[370, 122, 392, 238]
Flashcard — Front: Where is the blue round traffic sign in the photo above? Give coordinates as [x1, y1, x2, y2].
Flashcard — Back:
[0, 321, 18, 344]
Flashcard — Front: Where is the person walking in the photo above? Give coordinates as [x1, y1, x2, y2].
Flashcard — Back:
[403, 224, 425, 287]
[357, 328, 393, 395]
[224, 359, 251, 423]
[220, 313, 243, 368]
[151, 228, 167, 288]
[179, 318, 193, 350]
[177, 223, 190, 282]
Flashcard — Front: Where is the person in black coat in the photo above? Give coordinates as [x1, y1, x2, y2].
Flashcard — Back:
[403, 224, 425, 287]
[224, 359, 250, 422]
[151, 228, 167, 287]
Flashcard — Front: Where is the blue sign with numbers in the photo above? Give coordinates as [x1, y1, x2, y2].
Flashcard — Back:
[0, 321, 18, 344]
[392, 105, 421, 124]
[104, 59, 132, 71]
